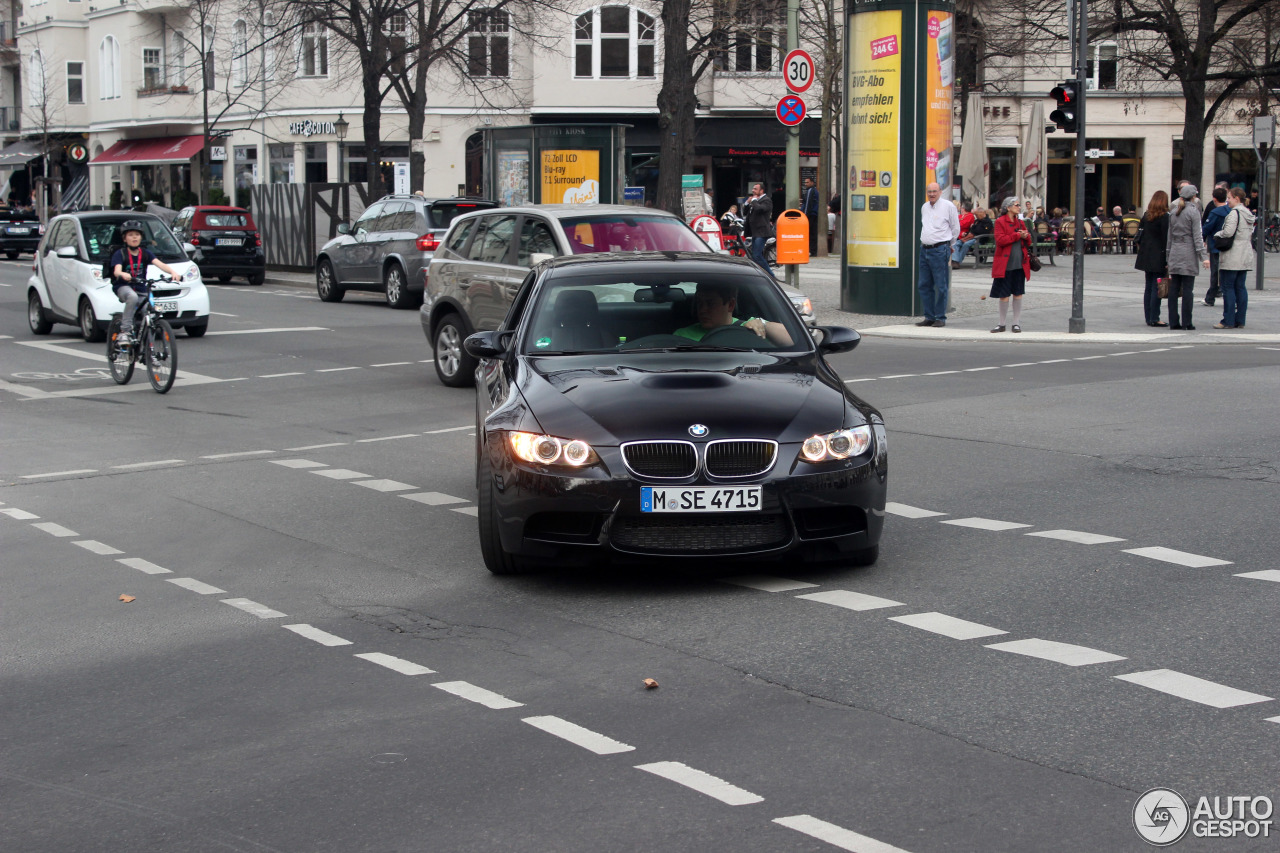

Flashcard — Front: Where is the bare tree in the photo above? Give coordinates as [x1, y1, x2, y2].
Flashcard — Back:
[20, 34, 65, 215]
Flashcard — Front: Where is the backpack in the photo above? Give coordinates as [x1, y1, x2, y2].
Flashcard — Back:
[102, 244, 122, 288]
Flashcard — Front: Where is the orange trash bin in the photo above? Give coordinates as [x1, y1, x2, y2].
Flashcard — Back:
[775, 209, 810, 264]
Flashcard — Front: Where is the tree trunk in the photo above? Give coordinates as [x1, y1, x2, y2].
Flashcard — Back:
[655, 0, 696, 215]
[1179, 79, 1208, 190]
[362, 90, 384, 200]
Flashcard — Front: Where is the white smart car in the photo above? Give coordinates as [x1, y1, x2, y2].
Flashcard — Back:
[27, 212, 210, 341]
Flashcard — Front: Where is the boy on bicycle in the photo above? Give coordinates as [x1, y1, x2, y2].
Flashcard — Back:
[112, 220, 180, 348]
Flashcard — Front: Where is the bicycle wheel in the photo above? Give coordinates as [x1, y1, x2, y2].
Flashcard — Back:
[144, 318, 178, 394]
[105, 316, 135, 385]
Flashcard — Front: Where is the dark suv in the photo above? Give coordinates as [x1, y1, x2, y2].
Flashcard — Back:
[315, 195, 496, 309]
[0, 207, 44, 258]
[171, 205, 266, 285]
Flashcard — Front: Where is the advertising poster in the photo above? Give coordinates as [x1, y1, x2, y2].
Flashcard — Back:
[496, 150, 530, 207]
[541, 150, 600, 204]
[926, 11, 955, 198]
[845, 9, 902, 268]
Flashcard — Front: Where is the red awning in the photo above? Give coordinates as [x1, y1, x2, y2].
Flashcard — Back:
[91, 135, 206, 166]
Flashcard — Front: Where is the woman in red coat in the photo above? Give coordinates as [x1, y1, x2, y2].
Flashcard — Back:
[990, 196, 1034, 332]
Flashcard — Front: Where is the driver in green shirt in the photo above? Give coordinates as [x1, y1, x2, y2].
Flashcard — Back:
[674, 282, 793, 346]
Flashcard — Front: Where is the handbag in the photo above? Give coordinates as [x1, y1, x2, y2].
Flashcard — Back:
[1214, 210, 1238, 251]
[1157, 277, 1170, 299]
[1029, 254, 1042, 272]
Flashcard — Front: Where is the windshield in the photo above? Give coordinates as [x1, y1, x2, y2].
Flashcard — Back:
[521, 269, 809, 355]
[429, 201, 493, 229]
[82, 218, 187, 264]
[559, 215, 712, 254]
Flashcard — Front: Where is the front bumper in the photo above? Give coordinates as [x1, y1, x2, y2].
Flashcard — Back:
[486, 439, 887, 562]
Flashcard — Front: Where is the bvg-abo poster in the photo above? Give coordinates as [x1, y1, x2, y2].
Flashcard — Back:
[845, 10, 902, 268]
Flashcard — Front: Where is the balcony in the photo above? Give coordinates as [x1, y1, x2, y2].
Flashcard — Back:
[137, 84, 193, 97]
[0, 106, 16, 134]
[0, 21, 17, 58]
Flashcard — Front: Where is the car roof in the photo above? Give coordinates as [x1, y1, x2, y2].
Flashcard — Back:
[540, 250, 763, 274]
[58, 212, 166, 224]
[482, 204, 683, 220]
[376, 194, 496, 205]
[192, 205, 250, 213]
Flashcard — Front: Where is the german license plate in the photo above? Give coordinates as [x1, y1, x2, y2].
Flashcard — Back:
[215, 238, 241, 246]
[641, 486, 761, 513]
[7, 227, 29, 234]
[154, 301, 179, 313]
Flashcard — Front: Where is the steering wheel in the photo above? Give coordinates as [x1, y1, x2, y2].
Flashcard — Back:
[699, 324, 770, 348]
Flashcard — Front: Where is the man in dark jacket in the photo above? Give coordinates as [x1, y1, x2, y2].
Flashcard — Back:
[745, 183, 777, 280]
[1201, 187, 1229, 306]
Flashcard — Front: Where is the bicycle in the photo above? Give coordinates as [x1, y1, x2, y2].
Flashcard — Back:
[1265, 214, 1279, 254]
[105, 273, 179, 394]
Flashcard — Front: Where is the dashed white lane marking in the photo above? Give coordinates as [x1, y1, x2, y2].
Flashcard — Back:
[423, 425, 472, 434]
[432, 680, 524, 709]
[221, 598, 287, 619]
[355, 652, 435, 675]
[884, 502, 946, 519]
[796, 590, 904, 612]
[1026, 529, 1126, 545]
[940, 517, 1031, 531]
[260, 372, 306, 378]
[1259, 346, 1280, 352]
[118, 557, 170, 575]
[1170, 345, 1196, 349]
[774, 815, 912, 853]
[889, 612, 1008, 640]
[418, 359, 435, 364]
[922, 370, 958, 375]
[522, 716, 636, 755]
[1110, 351, 1140, 356]
[843, 378, 876, 384]
[1122, 546, 1232, 568]
[1038, 359, 1071, 364]
[286, 442, 347, 451]
[370, 361, 412, 367]
[721, 575, 820, 593]
[312, 468, 371, 480]
[208, 311, 238, 317]
[201, 450, 275, 460]
[355, 434, 418, 443]
[1, 508, 39, 520]
[354, 479, 417, 492]
[205, 326, 330, 335]
[985, 638, 1126, 667]
[74, 540, 124, 555]
[964, 366, 999, 372]
[32, 522, 78, 537]
[21, 469, 96, 479]
[451, 506, 480, 517]
[316, 367, 361, 373]
[1115, 669, 1273, 709]
[401, 491, 468, 506]
[284, 624, 353, 646]
[167, 577, 226, 595]
[879, 373, 917, 379]
[635, 761, 764, 806]
[113, 459, 184, 470]
[1235, 570, 1280, 583]
[271, 459, 327, 469]
[1074, 355, 1108, 360]
[1140, 348, 1171, 353]
[1004, 362, 1038, 367]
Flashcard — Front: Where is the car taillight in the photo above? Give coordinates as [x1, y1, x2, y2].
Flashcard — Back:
[253, 232, 262, 247]
[190, 235, 200, 245]
[416, 233, 440, 251]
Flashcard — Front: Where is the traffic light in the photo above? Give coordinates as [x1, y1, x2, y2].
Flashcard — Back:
[1050, 83, 1079, 133]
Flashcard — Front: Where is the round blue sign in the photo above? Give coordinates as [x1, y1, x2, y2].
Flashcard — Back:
[776, 95, 807, 127]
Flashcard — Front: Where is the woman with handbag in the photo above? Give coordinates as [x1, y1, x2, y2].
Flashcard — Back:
[990, 197, 1033, 332]
[1134, 190, 1171, 326]
[1164, 184, 1210, 329]
[1212, 187, 1256, 329]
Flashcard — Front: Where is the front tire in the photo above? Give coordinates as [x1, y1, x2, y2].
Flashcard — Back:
[28, 290, 52, 335]
[316, 260, 345, 302]
[384, 263, 414, 309]
[144, 319, 177, 394]
[247, 272, 265, 286]
[106, 317, 134, 385]
[478, 461, 530, 575]
[79, 298, 105, 343]
[184, 321, 208, 338]
[218, 274, 232, 283]
[433, 313, 477, 387]
[7, 250, 19, 260]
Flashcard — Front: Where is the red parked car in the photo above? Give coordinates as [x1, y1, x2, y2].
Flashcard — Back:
[170, 205, 266, 285]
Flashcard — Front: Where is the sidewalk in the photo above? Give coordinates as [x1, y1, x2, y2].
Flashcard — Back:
[793, 251, 1280, 345]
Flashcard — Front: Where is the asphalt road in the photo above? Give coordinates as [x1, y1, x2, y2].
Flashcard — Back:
[3, 259, 1279, 852]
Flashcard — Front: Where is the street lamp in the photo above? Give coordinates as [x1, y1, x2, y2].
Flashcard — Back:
[333, 112, 349, 184]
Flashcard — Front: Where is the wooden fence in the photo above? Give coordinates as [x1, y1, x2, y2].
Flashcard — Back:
[251, 183, 373, 271]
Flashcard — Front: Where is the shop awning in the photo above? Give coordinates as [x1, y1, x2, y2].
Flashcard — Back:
[1218, 135, 1256, 150]
[91, 135, 205, 166]
[0, 139, 44, 168]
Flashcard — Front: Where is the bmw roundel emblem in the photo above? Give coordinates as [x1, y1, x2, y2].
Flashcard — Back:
[688, 424, 709, 438]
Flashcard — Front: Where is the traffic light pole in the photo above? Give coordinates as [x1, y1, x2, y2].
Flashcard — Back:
[1068, 0, 1087, 333]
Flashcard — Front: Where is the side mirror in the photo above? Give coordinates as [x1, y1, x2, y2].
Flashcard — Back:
[816, 325, 860, 354]
[55, 245, 78, 258]
[183, 242, 197, 257]
[463, 330, 512, 360]
[528, 252, 554, 267]
[336, 222, 351, 235]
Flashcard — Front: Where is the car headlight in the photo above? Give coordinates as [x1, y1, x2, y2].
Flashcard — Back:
[800, 426, 873, 462]
[792, 296, 813, 315]
[509, 431, 598, 467]
[183, 266, 200, 281]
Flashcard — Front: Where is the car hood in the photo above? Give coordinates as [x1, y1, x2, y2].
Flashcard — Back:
[515, 351, 853, 445]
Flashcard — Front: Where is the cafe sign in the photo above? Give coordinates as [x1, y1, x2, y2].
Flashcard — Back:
[288, 120, 337, 137]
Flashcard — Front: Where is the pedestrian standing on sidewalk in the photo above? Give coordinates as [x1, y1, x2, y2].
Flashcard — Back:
[1165, 184, 1210, 330]
[802, 177, 820, 253]
[745, 183, 778, 281]
[916, 182, 960, 327]
[1201, 187, 1229, 306]
[990, 197, 1033, 333]
[1134, 190, 1170, 326]
[1213, 188, 1255, 329]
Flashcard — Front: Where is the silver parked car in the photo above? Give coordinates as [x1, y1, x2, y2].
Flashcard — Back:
[422, 204, 816, 387]
[315, 195, 496, 309]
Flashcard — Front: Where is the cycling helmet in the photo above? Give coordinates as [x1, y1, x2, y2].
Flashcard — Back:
[120, 219, 146, 236]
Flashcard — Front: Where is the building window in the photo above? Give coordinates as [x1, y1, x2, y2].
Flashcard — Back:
[66, 61, 84, 103]
[574, 7, 655, 79]
[301, 22, 328, 77]
[143, 47, 164, 90]
[715, 2, 782, 73]
[28, 50, 46, 105]
[232, 21, 249, 87]
[99, 35, 121, 99]
[1087, 42, 1117, 90]
[269, 143, 294, 183]
[170, 31, 186, 86]
[468, 10, 509, 77]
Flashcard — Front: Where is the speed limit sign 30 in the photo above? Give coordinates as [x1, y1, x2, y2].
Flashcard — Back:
[783, 49, 815, 94]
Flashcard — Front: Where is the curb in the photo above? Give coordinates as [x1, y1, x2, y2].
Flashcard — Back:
[859, 325, 1280, 345]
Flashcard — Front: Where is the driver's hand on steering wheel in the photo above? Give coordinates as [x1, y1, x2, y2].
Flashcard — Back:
[743, 318, 767, 337]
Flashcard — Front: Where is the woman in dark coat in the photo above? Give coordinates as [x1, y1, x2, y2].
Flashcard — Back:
[1134, 190, 1171, 326]
[990, 196, 1033, 332]
[1165, 184, 1210, 329]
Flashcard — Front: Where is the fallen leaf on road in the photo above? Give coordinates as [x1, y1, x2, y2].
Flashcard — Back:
[643, 678, 659, 689]
[119, 594, 136, 603]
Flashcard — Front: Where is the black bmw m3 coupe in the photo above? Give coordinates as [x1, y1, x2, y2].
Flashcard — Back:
[463, 252, 887, 574]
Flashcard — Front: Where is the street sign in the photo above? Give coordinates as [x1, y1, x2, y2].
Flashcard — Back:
[776, 95, 807, 127]
[1255, 116, 1276, 155]
[783, 49, 815, 94]
[66, 143, 89, 164]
